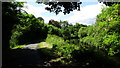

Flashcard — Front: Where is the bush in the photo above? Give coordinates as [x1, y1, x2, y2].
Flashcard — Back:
[71, 46, 117, 68]
[78, 4, 120, 56]
[10, 13, 48, 48]
[45, 34, 79, 58]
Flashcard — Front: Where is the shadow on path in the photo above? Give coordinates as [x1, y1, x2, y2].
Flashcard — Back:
[3, 49, 49, 68]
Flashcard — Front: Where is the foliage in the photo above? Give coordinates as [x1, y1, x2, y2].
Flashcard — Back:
[38, 42, 52, 48]
[47, 25, 61, 36]
[2, 2, 24, 50]
[3, 2, 120, 67]
[98, 0, 120, 6]
[10, 12, 48, 48]
[48, 19, 61, 28]
[78, 4, 120, 56]
[45, 34, 79, 58]
[61, 23, 87, 41]
[78, 27, 88, 38]
[37, 0, 82, 15]
[12, 45, 26, 49]
[71, 45, 117, 68]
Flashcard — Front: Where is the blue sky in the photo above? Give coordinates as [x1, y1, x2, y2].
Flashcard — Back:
[21, 1, 106, 25]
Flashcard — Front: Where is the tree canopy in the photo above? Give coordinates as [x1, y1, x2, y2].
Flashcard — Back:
[2, 2, 24, 50]
[98, 0, 120, 6]
[37, 0, 82, 15]
[36, 0, 120, 15]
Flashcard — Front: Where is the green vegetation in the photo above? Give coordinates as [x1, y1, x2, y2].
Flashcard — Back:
[12, 45, 26, 49]
[10, 13, 48, 48]
[3, 2, 120, 68]
[78, 4, 120, 56]
[45, 34, 79, 58]
[38, 42, 52, 48]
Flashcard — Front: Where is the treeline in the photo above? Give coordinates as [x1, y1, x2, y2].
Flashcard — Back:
[10, 11, 87, 48]
[78, 4, 120, 56]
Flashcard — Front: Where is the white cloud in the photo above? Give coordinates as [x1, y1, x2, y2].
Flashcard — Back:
[22, 3, 49, 17]
[81, 0, 98, 2]
[16, 0, 36, 2]
[22, 2, 106, 25]
[43, 15, 61, 24]
[64, 2, 106, 25]
[22, 3, 64, 24]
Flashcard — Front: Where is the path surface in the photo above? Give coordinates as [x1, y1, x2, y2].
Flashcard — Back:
[3, 43, 50, 67]
[22, 43, 39, 49]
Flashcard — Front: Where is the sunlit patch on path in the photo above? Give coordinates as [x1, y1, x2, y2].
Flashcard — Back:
[22, 43, 39, 49]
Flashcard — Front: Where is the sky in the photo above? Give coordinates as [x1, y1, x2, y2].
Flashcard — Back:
[21, 1, 106, 25]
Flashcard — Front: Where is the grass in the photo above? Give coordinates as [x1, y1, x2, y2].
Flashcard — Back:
[12, 45, 26, 49]
[38, 42, 53, 48]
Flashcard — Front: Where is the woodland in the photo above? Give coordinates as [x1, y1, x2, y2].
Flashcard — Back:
[2, 1, 120, 68]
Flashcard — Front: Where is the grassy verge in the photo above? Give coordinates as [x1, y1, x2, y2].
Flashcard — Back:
[38, 42, 53, 48]
[37, 34, 79, 66]
[12, 45, 26, 49]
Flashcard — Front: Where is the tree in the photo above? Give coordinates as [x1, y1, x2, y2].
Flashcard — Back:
[2, 2, 24, 50]
[48, 19, 61, 28]
[37, 0, 120, 15]
[10, 12, 49, 47]
[98, 0, 120, 6]
[78, 27, 88, 38]
[37, 17, 44, 21]
[60, 20, 69, 27]
[47, 25, 61, 36]
[78, 4, 120, 56]
[37, 0, 82, 15]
